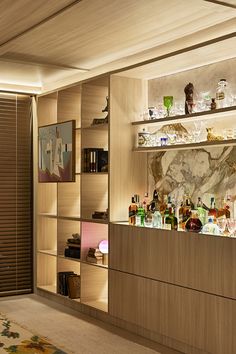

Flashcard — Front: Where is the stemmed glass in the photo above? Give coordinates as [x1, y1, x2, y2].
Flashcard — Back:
[217, 218, 227, 236]
[163, 96, 173, 117]
[227, 219, 236, 237]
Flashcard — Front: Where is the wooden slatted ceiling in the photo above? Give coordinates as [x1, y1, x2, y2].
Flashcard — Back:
[0, 0, 75, 45]
[0, 0, 235, 92]
[0, 94, 32, 295]
[4, 0, 235, 70]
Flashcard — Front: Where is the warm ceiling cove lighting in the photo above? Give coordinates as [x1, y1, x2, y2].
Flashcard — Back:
[0, 82, 42, 95]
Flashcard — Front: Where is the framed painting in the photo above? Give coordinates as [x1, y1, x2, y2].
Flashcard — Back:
[38, 120, 75, 182]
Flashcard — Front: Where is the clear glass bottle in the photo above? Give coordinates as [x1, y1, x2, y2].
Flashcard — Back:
[201, 216, 221, 236]
[216, 79, 228, 109]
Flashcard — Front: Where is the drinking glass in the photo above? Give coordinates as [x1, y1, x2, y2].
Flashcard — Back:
[163, 96, 173, 117]
[227, 219, 236, 237]
[217, 218, 227, 235]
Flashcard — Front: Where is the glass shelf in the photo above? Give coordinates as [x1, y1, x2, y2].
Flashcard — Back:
[133, 138, 236, 152]
[131, 106, 236, 127]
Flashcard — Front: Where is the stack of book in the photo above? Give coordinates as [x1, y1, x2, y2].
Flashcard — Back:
[58, 271, 80, 299]
[83, 148, 108, 173]
[86, 248, 103, 264]
[64, 234, 81, 259]
[92, 210, 108, 220]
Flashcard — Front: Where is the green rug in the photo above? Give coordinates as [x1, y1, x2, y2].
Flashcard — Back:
[0, 314, 67, 353]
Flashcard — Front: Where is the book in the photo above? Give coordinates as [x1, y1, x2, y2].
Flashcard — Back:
[67, 274, 80, 299]
[82, 148, 104, 172]
[58, 271, 74, 296]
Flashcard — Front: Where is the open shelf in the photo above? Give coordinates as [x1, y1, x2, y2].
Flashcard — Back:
[58, 175, 80, 217]
[37, 285, 57, 294]
[131, 106, 236, 126]
[133, 138, 236, 152]
[38, 213, 57, 218]
[80, 263, 108, 312]
[82, 123, 108, 130]
[38, 249, 57, 256]
[82, 299, 108, 312]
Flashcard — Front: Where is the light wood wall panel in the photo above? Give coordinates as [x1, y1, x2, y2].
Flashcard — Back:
[58, 175, 80, 217]
[37, 93, 57, 126]
[109, 75, 148, 222]
[37, 182, 57, 215]
[37, 216, 57, 252]
[37, 253, 56, 287]
[109, 270, 236, 354]
[110, 223, 236, 300]
[57, 85, 81, 128]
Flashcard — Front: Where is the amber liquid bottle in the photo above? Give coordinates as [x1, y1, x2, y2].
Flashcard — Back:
[208, 197, 217, 219]
[129, 197, 137, 225]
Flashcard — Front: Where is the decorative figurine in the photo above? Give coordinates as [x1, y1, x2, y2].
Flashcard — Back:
[206, 127, 224, 141]
[184, 82, 194, 115]
[102, 96, 109, 123]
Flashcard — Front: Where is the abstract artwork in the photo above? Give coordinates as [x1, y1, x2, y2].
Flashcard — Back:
[38, 120, 75, 182]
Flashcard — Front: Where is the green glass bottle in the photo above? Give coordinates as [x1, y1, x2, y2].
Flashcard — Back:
[165, 207, 178, 230]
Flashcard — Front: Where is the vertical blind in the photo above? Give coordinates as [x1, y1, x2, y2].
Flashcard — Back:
[0, 93, 32, 296]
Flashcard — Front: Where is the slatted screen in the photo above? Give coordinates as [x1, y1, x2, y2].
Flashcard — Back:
[0, 93, 32, 296]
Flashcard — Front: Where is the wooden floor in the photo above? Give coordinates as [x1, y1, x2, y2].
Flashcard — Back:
[0, 294, 183, 354]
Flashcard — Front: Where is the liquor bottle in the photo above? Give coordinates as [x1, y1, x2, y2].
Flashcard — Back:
[224, 194, 232, 218]
[165, 206, 178, 230]
[196, 197, 208, 225]
[136, 202, 145, 227]
[176, 200, 184, 230]
[150, 189, 162, 228]
[208, 197, 217, 219]
[128, 197, 137, 225]
[144, 204, 153, 227]
[216, 79, 228, 109]
[182, 194, 192, 223]
[185, 210, 202, 233]
[202, 216, 221, 236]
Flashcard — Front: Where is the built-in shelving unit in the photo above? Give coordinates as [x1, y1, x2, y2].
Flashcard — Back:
[36, 78, 109, 312]
[108, 33, 236, 354]
[35, 30, 236, 354]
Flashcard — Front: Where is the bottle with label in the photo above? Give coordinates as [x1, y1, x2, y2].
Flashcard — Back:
[135, 203, 145, 227]
[201, 216, 221, 236]
[197, 197, 208, 225]
[216, 79, 228, 109]
[151, 190, 162, 228]
[182, 194, 192, 224]
[208, 197, 217, 219]
[129, 197, 137, 225]
[165, 206, 178, 230]
[144, 204, 153, 227]
[185, 210, 202, 233]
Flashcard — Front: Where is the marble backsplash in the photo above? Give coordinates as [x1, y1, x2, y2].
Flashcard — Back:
[148, 146, 236, 217]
